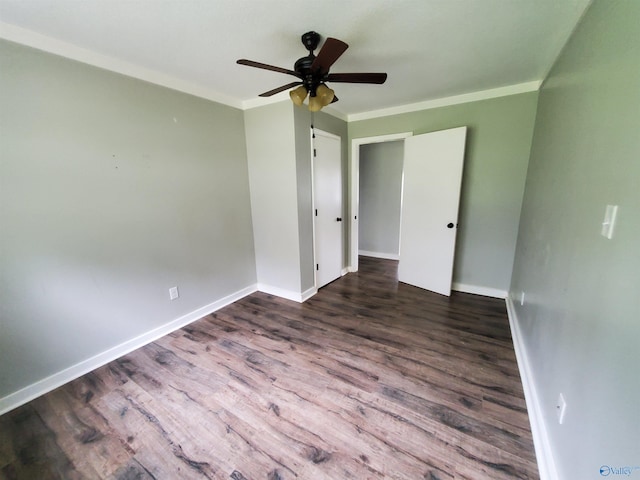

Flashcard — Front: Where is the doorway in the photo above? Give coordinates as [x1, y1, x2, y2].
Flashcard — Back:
[350, 133, 412, 272]
[358, 140, 404, 260]
[350, 128, 467, 296]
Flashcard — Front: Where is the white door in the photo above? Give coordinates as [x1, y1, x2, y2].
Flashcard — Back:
[398, 126, 467, 296]
[313, 129, 343, 288]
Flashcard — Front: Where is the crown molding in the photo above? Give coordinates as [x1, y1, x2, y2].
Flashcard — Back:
[0, 22, 348, 120]
[319, 105, 348, 122]
[241, 92, 290, 110]
[347, 81, 541, 122]
[0, 22, 243, 109]
[1, 22, 539, 121]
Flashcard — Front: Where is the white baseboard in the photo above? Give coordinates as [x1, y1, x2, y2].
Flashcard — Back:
[0, 284, 258, 416]
[452, 282, 508, 299]
[257, 283, 313, 303]
[341, 267, 349, 276]
[506, 297, 558, 480]
[358, 250, 400, 260]
[300, 286, 317, 302]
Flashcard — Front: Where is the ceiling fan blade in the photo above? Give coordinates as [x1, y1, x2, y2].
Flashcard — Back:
[326, 72, 387, 84]
[311, 38, 348, 74]
[237, 59, 301, 78]
[259, 82, 303, 97]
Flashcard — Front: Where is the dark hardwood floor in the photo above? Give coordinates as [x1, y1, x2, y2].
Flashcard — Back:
[0, 257, 538, 479]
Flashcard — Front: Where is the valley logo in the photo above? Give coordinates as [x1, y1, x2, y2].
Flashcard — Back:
[600, 465, 640, 476]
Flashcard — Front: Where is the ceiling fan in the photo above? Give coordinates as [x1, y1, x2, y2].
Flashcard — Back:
[237, 31, 387, 112]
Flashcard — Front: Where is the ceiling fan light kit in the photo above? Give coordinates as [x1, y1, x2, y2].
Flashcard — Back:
[308, 94, 322, 112]
[289, 85, 308, 106]
[238, 31, 387, 112]
[315, 83, 335, 105]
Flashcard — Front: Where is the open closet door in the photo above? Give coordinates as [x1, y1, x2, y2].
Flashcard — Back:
[398, 126, 467, 296]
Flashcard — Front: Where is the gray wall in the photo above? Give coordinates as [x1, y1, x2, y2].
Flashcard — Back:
[245, 102, 302, 295]
[245, 104, 347, 296]
[349, 92, 538, 292]
[509, 2, 640, 478]
[0, 40, 256, 398]
[358, 141, 404, 256]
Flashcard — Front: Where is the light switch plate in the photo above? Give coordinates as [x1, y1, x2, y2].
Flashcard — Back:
[601, 205, 618, 239]
[557, 393, 567, 424]
[169, 286, 179, 300]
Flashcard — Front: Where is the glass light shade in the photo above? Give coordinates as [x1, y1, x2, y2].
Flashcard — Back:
[308, 94, 323, 112]
[289, 86, 308, 106]
[316, 84, 335, 106]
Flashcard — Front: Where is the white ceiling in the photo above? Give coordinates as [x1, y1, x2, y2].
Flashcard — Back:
[0, 0, 590, 119]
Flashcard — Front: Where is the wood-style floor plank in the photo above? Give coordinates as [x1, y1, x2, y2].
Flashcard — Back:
[1, 257, 538, 479]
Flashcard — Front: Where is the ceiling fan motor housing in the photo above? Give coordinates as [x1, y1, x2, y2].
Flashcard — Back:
[294, 58, 322, 96]
[296, 31, 325, 96]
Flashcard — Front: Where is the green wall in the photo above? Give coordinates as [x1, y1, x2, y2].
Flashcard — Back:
[0, 40, 256, 399]
[349, 92, 539, 293]
[509, 1, 640, 478]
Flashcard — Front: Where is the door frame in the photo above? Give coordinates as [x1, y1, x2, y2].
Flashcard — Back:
[312, 127, 343, 288]
[349, 132, 413, 272]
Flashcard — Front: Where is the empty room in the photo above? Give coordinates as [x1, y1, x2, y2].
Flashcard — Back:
[1, 1, 638, 479]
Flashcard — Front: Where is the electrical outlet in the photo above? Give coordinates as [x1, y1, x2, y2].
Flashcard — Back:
[520, 291, 525, 306]
[169, 286, 179, 300]
[556, 393, 567, 424]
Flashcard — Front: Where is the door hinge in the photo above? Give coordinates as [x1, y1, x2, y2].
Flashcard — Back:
[313, 148, 317, 157]
[316, 264, 319, 271]
[315, 209, 318, 216]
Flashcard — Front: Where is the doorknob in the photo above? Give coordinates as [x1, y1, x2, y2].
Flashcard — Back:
[447, 222, 454, 228]
[336, 217, 342, 222]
